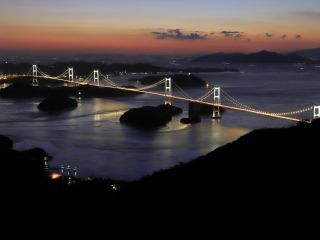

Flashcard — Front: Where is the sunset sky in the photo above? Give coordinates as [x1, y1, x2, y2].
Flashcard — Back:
[0, 0, 319, 54]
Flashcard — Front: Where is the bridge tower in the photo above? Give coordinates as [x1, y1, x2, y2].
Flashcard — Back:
[165, 77, 172, 105]
[314, 106, 320, 119]
[213, 87, 221, 119]
[93, 70, 99, 86]
[68, 68, 74, 81]
[32, 64, 38, 86]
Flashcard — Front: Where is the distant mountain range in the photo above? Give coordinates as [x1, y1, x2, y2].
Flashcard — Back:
[194, 50, 320, 64]
[293, 48, 320, 60]
[2, 48, 320, 65]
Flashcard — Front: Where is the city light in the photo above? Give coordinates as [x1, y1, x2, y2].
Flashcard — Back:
[50, 173, 62, 180]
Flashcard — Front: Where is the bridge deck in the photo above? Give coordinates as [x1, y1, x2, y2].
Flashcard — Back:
[21, 74, 309, 123]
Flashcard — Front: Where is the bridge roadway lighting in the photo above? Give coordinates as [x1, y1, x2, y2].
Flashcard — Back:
[13, 65, 313, 123]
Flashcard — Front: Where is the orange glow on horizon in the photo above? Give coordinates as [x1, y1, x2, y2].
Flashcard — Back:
[0, 25, 319, 54]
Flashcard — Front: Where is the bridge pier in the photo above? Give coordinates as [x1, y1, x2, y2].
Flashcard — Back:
[165, 77, 172, 105]
[32, 64, 38, 86]
[212, 87, 221, 119]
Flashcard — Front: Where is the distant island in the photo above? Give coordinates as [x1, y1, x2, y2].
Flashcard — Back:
[190, 102, 226, 116]
[194, 50, 320, 64]
[294, 48, 320, 60]
[180, 102, 226, 124]
[0, 62, 238, 76]
[120, 104, 183, 129]
[133, 74, 207, 87]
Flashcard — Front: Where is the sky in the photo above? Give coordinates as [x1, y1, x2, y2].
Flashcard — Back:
[0, 0, 320, 54]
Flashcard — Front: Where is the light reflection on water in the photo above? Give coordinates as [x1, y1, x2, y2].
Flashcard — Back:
[0, 64, 319, 180]
[0, 97, 249, 180]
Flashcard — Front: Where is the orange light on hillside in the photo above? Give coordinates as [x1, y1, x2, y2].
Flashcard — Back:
[50, 173, 62, 180]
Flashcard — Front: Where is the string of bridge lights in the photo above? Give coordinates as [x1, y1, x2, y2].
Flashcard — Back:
[23, 64, 320, 122]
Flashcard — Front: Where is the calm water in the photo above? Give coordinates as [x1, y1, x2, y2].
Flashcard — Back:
[1, 63, 319, 180]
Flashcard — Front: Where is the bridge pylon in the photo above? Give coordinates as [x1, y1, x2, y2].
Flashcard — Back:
[164, 77, 172, 105]
[68, 68, 74, 87]
[68, 68, 74, 81]
[213, 87, 221, 119]
[94, 70, 99, 86]
[32, 64, 38, 86]
[314, 106, 320, 119]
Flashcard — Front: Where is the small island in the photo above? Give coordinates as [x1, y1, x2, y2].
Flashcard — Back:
[38, 94, 78, 112]
[133, 74, 207, 87]
[193, 102, 226, 116]
[0, 81, 52, 98]
[180, 117, 201, 124]
[120, 104, 183, 129]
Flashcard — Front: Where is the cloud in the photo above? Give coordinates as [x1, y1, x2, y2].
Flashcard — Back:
[220, 31, 244, 39]
[281, 34, 287, 39]
[152, 29, 208, 40]
[265, 33, 273, 38]
[296, 34, 302, 39]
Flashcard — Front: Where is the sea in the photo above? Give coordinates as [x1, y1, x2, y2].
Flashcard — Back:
[0, 62, 319, 180]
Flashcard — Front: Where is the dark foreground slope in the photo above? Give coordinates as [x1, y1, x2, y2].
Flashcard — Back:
[2, 120, 320, 233]
[124, 120, 320, 201]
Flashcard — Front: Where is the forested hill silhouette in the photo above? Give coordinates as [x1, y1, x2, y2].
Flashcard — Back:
[194, 50, 319, 63]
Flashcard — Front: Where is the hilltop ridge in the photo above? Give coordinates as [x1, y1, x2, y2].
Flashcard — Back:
[194, 50, 318, 64]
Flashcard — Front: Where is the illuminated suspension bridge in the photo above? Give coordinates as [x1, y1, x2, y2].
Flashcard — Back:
[10, 64, 320, 123]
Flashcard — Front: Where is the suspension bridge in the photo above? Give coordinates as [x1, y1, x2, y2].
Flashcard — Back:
[6, 64, 320, 123]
